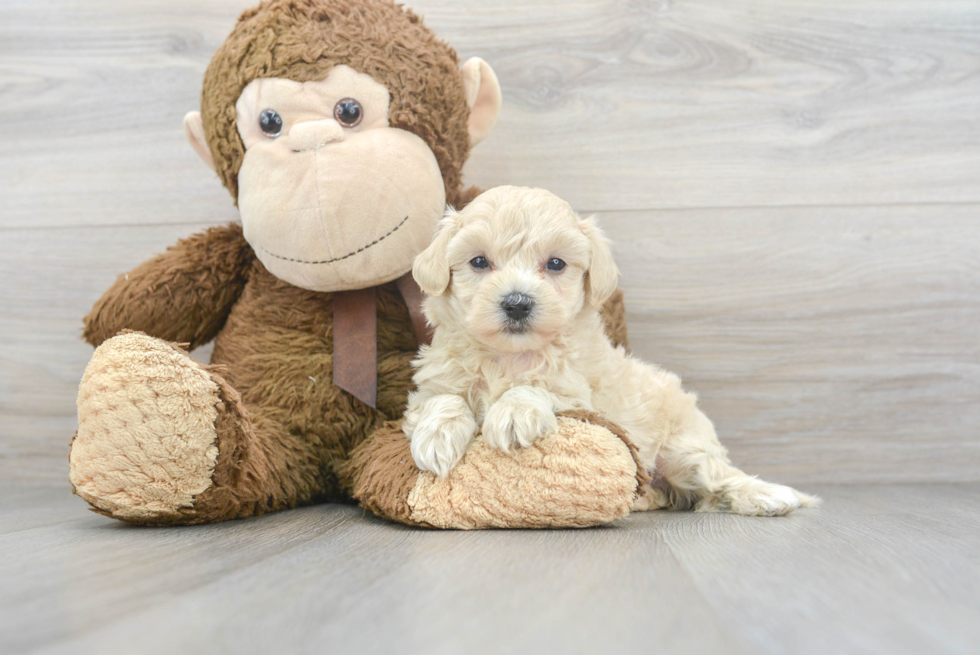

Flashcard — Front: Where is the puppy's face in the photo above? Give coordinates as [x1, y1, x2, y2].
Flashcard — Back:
[413, 186, 619, 353]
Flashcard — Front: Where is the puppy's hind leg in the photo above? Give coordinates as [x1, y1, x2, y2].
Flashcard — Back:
[655, 409, 819, 516]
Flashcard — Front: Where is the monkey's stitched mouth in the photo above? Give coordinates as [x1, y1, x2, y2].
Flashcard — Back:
[259, 215, 409, 265]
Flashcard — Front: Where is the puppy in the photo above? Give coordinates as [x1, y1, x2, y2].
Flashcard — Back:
[403, 186, 816, 516]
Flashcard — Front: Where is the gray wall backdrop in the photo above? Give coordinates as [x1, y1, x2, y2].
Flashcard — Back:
[1, 0, 978, 484]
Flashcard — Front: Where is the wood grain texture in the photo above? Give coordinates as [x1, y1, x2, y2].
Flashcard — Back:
[0, 482, 977, 654]
[612, 203, 980, 483]
[0, 224, 219, 482]
[2, 204, 977, 484]
[2, 0, 979, 228]
[1, 1, 978, 484]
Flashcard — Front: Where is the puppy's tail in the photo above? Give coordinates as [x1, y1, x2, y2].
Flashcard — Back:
[797, 491, 822, 508]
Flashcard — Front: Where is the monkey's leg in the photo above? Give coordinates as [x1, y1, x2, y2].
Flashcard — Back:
[343, 411, 645, 529]
[70, 332, 320, 525]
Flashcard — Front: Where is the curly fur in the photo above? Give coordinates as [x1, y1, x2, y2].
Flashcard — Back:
[405, 186, 819, 516]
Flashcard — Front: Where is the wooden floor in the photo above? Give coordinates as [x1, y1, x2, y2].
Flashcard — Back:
[2, 2, 979, 653]
[1, 483, 978, 655]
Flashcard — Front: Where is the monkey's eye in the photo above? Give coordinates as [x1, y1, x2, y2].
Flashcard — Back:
[334, 98, 363, 127]
[470, 256, 491, 270]
[546, 258, 567, 272]
[258, 109, 283, 138]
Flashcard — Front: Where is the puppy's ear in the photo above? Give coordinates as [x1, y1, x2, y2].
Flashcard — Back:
[580, 216, 620, 306]
[413, 208, 462, 296]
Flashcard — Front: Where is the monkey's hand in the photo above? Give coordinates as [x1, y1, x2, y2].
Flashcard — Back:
[83, 223, 254, 349]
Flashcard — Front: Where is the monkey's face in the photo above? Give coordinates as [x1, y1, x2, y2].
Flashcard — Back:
[233, 65, 446, 292]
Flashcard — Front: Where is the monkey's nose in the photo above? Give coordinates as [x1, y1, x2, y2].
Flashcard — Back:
[288, 119, 345, 152]
[501, 293, 534, 322]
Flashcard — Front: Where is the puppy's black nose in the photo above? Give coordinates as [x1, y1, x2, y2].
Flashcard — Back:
[501, 293, 534, 321]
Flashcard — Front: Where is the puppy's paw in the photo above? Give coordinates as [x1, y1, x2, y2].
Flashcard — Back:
[408, 396, 478, 478]
[721, 481, 816, 517]
[482, 387, 558, 453]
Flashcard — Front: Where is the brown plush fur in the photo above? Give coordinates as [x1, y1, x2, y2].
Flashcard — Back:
[558, 409, 651, 494]
[82, 224, 420, 523]
[340, 421, 435, 527]
[341, 410, 646, 529]
[600, 288, 628, 351]
[74, 0, 631, 526]
[202, 0, 474, 207]
[84, 224, 255, 349]
[79, 223, 628, 524]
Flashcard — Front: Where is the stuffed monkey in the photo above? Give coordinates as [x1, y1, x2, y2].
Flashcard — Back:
[69, 0, 641, 528]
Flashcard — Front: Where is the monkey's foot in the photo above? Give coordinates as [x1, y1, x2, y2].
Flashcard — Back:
[343, 411, 646, 529]
[70, 332, 223, 523]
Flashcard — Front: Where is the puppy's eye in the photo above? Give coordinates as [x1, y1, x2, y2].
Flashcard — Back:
[334, 98, 363, 127]
[259, 109, 283, 137]
[546, 258, 566, 272]
[470, 256, 491, 270]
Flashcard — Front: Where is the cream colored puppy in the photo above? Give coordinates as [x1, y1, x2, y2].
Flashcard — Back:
[404, 186, 817, 516]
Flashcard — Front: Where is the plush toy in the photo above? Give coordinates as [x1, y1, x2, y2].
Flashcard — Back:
[68, 0, 641, 528]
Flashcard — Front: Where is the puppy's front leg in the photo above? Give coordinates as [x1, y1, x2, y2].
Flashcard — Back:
[404, 394, 478, 477]
[482, 386, 559, 453]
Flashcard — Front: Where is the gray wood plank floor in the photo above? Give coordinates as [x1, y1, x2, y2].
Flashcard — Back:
[2, 483, 978, 655]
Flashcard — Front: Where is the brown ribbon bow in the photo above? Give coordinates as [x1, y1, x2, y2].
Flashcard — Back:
[332, 273, 432, 408]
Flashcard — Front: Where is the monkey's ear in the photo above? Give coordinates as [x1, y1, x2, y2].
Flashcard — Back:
[413, 208, 463, 296]
[460, 57, 502, 147]
[183, 111, 215, 170]
[580, 216, 620, 307]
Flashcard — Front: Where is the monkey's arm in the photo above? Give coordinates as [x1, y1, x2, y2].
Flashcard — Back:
[83, 223, 255, 349]
[601, 288, 628, 349]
